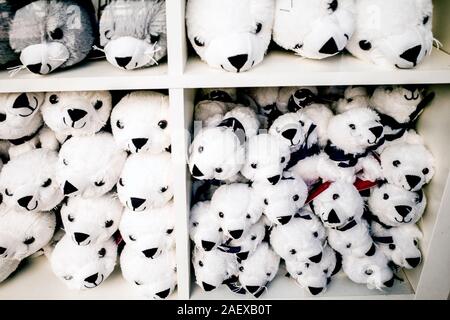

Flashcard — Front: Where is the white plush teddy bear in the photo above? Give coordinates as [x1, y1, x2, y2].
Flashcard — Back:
[252, 173, 308, 226]
[186, 0, 275, 73]
[60, 193, 123, 246]
[0, 149, 64, 212]
[117, 151, 173, 211]
[57, 132, 127, 197]
[368, 183, 426, 227]
[120, 246, 177, 300]
[346, 0, 433, 69]
[41, 91, 112, 142]
[241, 134, 291, 186]
[120, 202, 175, 259]
[371, 222, 422, 269]
[111, 91, 171, 154]
[270, 211, 326, 263]
[380, 142, 435, 192]
[50, 235, 117, 290]
[210, 183, 262, 240]
[273, 0, 355, 59]
[192, 247, 239, 292]
[190, 201, 225, 252]
[286, 245, 340, 296]
[237, 242, 280, 298]
[342, 246, 395, 291]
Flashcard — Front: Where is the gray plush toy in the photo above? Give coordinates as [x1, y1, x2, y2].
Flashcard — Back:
[99, 0, 167, 70]
[8, 0, 97, 75]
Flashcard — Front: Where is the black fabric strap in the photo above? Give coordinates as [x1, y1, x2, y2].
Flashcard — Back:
[8, 124, 43, 146]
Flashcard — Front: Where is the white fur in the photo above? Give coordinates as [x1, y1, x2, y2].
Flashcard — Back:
[327, 218, 374, 257]
[224, 219, 266, 260]
[334, 86, 370, 114]
[190, 201, 225, 252]
[222, 106, 261, 139]
[277, 87, 319, 113]
[198, 88, 238, 103]
[300, 104, 334, 147]
[194, 100, 230, 128]
[0, 258, 20, 283]
[269, 112, 308, 152]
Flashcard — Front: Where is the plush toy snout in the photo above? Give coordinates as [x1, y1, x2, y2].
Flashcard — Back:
[19, 42, 70, 75]
[7, 93, 43, 118]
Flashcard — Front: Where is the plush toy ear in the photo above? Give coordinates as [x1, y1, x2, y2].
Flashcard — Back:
[365, 243, 377, 257]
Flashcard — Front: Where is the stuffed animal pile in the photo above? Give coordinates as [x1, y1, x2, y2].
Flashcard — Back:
[186, 0, 434, 72]
[0, 89, 176, 299]
[189, 85, 435, 296]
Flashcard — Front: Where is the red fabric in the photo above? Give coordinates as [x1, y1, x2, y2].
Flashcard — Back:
[306, 178, 377, 204]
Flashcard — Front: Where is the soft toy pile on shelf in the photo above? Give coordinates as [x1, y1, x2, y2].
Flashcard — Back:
[189, 85, 435, 296]
[0, 90, 176, 299]
[186, 0, 435, 72]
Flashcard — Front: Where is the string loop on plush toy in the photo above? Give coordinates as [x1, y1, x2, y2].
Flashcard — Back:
[7, 65, 27, 77]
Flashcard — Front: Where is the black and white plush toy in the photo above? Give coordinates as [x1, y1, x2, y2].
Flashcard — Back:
[117, 151, 173, 211]
[99, 0, 167, 70]
[9, 0, 97, 74]
[198, 88, 238, 103]
[57, 132, 127, 197]
[273, 0, 355, 59]
[190, 201, 225, 252]
[186, 0, 275, 73]
[346, 0, 433, 69]
[111, 91, 170, 154]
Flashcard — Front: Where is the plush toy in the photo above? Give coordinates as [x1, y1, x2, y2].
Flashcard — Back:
[119, 201, 175, 259]
[121, 245, 176, 299]
[286, 245, 340, 295]
[273, 0, 355, 59]
[60, 193, 123, 246]
[117, 151, 173, 211]
[371, 222, 422, 269]
[237, 242, 280, 298]
[277, 87, 319, 113]
[241, 134, 291, 185]
[221, 106, 261, 140]
[210, 183, 262, 240]
[50, 234, 117, 290]
[346, 0, 433, 69]
[342, 246, 395, 290]
[194, 100, 231, 128]
[0, 149, 64, 212]
[368, 183, 426, 227]
[270, 211, 326, 263]
[192, 246, 239, 292]
[252, 173, 308, 226]
[41, 91, 112, 142]
[0, 258, 20, 283]
[186, 0, 275, 73]
[111, 91, 170, 154]
[380, 142, 435, 192]
[9, 0, 97, 74]
[99, 0, 167, 70]
[57, 132, 127, 197]
[198, 88, 238, 103]
[190, 201, 225, 252]
[334, 86, 370, 114]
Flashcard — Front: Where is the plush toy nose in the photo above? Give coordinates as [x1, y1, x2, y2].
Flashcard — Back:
[327, 209, 341, 224]
[395, 205, 412, 218]
[142, 248, 158, 259]
[400, 45, 422, 65]
[12, 93, 29, 110]
[268, 175, 281, 185]
[309, 251, 323, 263]
[74, 232, 89, 244]
[369, 126, 384, 138]
[406, 257, 421, 268]
[0, 247, 6, 255]
[308, 286, 324, 295]
[383, 277, 395, 288]
[130, 197, 146, 210]
[116, 56, 132, 68]
[282, 129, 297, 141]
[26, 63, 43, 74]
[67, 109, 88, 122]
[191, 165, 204, 178]
[246, 286, 261, 295]
[406, 175, 421, 190]
[17, 196, 33, 209]
[228, 54, 248, 72]
[155, 288, 171, 299]
[278, 215, 292, 225]
[319, 38, 339, 55]
[201, 240, 215, 251]
[84, 273, 99, 284]
[202, 282, 216, 292]
[63, 181, 78, 195]
[236, 251, 249, 261]
[132, 138, 148, 151]
[229, 229, 244, 240]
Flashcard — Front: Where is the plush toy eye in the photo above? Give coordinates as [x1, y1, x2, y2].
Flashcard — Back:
[299, 120, 305, 127]
[160, 186, 169, 193]
[349, 124, 356, 130]
[98, 248, 106, 258]
[313, 232, 319, 238]
[150, 34, 160, 43]
[254, 23, 262, 34]
[158, 120, 168, 129]
[49, 94, 59, 104]
[134, 281, 142, 286]
[63, 159, 68, 166]
[385, 86, 394, 92]
[167, 229, 174, 235]
[328, 0, 338, 12]
[23, 237, 35, 245]
[68, 214, 75, 222]
[264, 198, 269, 205]
[198, 146, 204, 153]
[383, 193, 390, 200]
[218, 228, 223, 232]
[359, 40, 372, 51]
[281, 157, 286, 164]
[95, 180, 105, 187]
[293, 43, 303, 50]
[5, 189, 12, 197]
[305, 262, 310, 268]
[192, 222, 198, 227]
[104, 30, 113, 40]
[119, 178, 124, 187]
[365, 269, 374, 275]
[389, 244, 396, 250]
[414, 239, 418, 246]
[42, 178, 52, 188]
[293, 195, 299, 201]
[297, 271, 303, 275]
[198, 260, 204, 267]
[105, 220, 113, 228]
[422, 168, 429, 175]
[50, 28, 64, 40]
[347, 98, 354, 103]
[63, 275, 73, 281]
[266, 272, 271, 277]
[93, 100, 103, 110]
[239, 266, 244, 272]
[393, 160, 401, 167]
[346, 243, 352, 248]
[323, 269, 329, 274]
[251, 163, 257, 169]
[127, 234, 137, 242]
[290, 249, 297, 255]
[0, 113, 6, 122]
[194, 37, 205, 47]
[246, 214, 251, 219]
[332, 194, 340, 200]
[116, 120, 124, 129]
[215, 168, 223, 173]
[423, 15, 430, 25]
[218, 212, 224, 218]
[251, 235, 257, 241]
